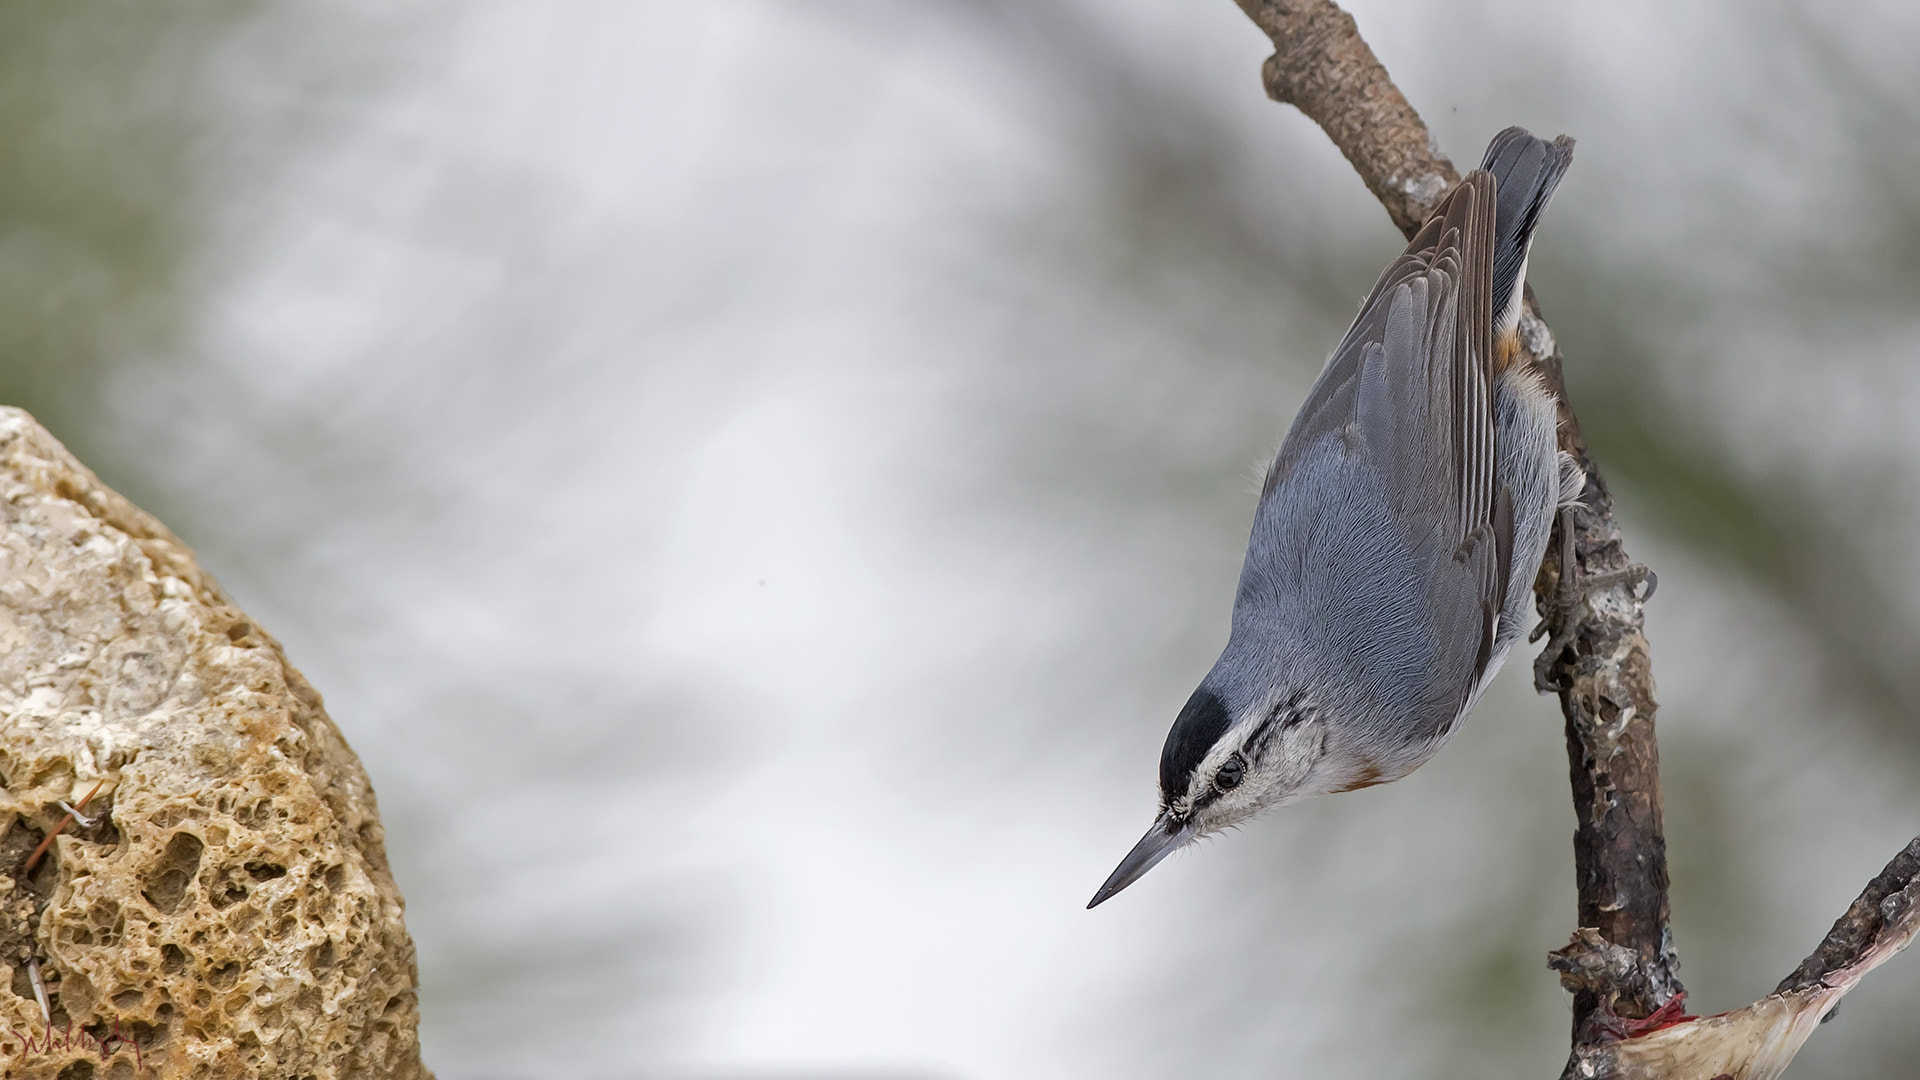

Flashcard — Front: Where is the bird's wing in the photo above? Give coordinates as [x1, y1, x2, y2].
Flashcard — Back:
[1264, 172, 1508, 728]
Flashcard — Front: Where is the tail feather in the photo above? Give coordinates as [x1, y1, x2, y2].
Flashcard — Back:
[1480, 127, 1574, 331]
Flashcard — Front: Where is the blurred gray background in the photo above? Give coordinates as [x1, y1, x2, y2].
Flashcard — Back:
[5, 1, 1919, 1077]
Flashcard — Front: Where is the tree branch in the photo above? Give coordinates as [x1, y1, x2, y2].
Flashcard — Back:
[1228, 1, 1920, 1076]
[1592, 836, 1920, 1080]
[1232, 0, 1679, 1038]
[1776, 836, 1920, 996]
[1230, 0, 1455, 239]
[1532, 338, 1684, 1044]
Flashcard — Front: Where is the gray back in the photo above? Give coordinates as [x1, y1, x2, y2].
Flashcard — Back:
[1229, 173, 1510, 762]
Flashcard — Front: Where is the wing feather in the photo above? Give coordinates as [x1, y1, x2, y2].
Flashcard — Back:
[1264, 170, 1511, 712]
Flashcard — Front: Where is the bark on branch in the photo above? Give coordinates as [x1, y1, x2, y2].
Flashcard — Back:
[1228, 1, 1920, 1076]
[1231, 0, 1455, 238]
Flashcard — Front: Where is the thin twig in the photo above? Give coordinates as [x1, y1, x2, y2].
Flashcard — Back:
[1776, 835, 1920, 996]
[21, 776, 107, 876]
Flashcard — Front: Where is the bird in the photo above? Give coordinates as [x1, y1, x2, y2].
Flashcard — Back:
[1089, 126, 1579, 909]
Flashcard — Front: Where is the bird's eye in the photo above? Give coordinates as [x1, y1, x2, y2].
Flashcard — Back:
[1215, 752, 1246, 791]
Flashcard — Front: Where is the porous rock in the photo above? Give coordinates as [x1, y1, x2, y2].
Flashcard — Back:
[0, 409, 431, 1078]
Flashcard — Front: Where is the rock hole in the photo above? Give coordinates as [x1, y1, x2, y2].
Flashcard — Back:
[244, 861, 287, 881]
[206, 962, 240, 990]
[55, 1060, 94, 1080]
[141, 832, 203, 914]
[81, 1020, 120, 1045]
[160, 944, 187, 974]
[322, 865, 345, 891]
[307, 940, 335, 972]
[9, 963, 34, 1001]
[210, 878, 248, 910]
[225, 621, 253, 643]
[228, 904, 260, 933]
[112, 988, 144, 1009]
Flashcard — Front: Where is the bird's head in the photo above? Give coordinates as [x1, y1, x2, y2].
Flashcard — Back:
[1087, 670, 1365, 908]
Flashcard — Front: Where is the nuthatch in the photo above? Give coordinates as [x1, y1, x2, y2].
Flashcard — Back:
[1090, 127, 1579, 908]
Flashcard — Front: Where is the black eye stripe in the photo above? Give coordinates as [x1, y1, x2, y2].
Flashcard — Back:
[1273, 690, 1308, 726]
[1248, 695, 1310, 760]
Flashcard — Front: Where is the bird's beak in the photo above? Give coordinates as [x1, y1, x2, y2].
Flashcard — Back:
[1087, 812, 1198, 908]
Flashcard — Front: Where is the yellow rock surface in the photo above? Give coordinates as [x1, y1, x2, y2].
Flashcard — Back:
[0, 408, 430, 1078]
